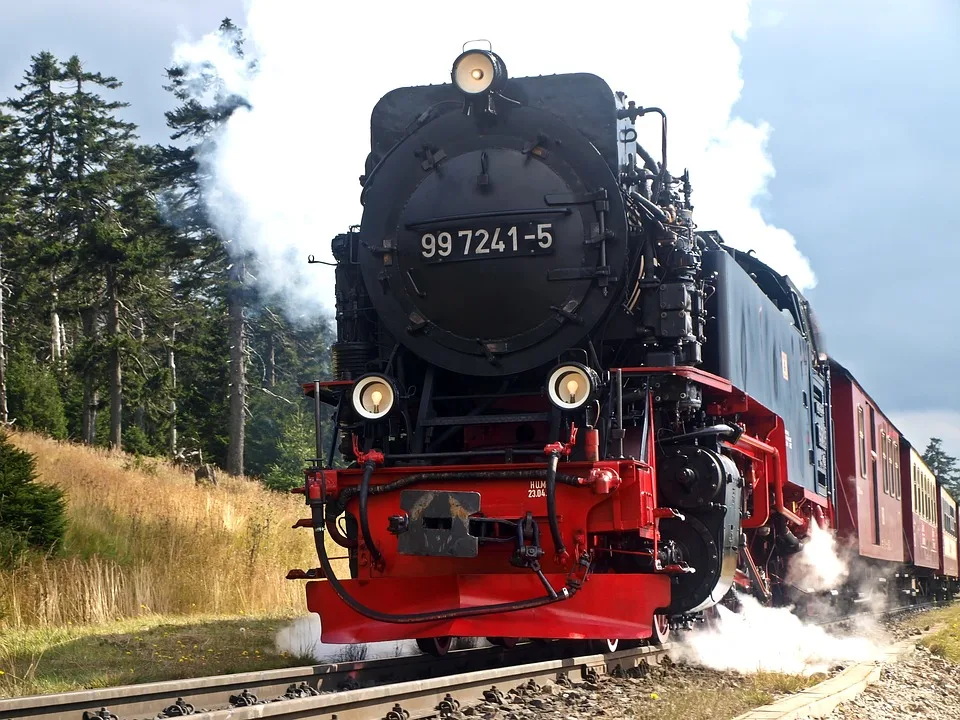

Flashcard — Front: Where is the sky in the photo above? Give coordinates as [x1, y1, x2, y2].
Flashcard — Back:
[1, 0, 957, 459]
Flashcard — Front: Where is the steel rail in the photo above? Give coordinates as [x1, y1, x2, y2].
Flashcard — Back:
[187, 643, 668, 720]
[4, 600, 947, 720]
[814, 600, 941, 631]
[0, 641, 670, 720]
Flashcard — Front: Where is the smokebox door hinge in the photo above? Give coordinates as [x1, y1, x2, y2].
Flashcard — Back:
[417, 145, 447, 172]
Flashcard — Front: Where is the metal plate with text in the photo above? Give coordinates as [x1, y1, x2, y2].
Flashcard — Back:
[398, 490, 480, 558]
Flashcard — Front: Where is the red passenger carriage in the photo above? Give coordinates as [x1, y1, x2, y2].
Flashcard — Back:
[830, 361, 904, 568]
[938, 486, 959, 598]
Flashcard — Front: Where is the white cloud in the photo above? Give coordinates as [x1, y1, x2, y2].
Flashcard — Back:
[172, 0, 816, 321]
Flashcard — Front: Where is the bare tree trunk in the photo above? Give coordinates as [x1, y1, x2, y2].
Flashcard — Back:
[50, 282, 61, 364]
[59, 316, 68, 358]
[226, 262, 246, 476]
[169, 323, 177, 457]
[107, 266, 121, 450]
[0, 247, 7, 424]
[133, 315, 145, 434]
[267, 330, 276, 388]
[80, 306, 99, 444]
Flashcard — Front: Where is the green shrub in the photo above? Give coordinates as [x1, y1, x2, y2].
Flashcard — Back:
[0, 432, 67, 566]
[261, 404, 315, 492]
[6, 350, 68, 439]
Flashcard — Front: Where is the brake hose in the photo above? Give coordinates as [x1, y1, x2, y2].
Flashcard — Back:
[545, 450, 568, 562]
[311, 502, 584, 624]
[358, 460, 382, 565]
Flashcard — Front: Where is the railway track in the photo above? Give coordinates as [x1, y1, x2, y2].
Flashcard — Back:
[0, 641, 670, 720]
[4, 600, 945, 720]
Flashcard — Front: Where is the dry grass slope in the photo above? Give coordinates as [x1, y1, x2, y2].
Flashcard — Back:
[0, 432, 343, 629]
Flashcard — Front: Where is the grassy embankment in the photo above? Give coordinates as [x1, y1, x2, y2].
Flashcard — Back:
[0, 432, 345, 697]
[653, 601, 960, 720]
[636, 670, 826, 720]
[673, 602, 960, 719]
[903, 601, 960, 662]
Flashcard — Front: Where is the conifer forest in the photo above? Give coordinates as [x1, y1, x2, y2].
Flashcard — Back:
[0, 20, 331, 490]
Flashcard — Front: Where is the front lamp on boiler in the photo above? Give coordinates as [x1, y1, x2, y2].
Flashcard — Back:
[546, 362, 599, 412]
[351, 374, 398, 421]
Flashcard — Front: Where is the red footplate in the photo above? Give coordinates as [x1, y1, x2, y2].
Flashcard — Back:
[306, 573, 671, 644]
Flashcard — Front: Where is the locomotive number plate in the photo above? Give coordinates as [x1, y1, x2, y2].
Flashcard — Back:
[418, 222, 556, 264]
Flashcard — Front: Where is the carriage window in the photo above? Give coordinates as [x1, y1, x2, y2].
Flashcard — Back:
[857, 407, 866, 478]
[881, 432, 888, 495]
[919, 470, 925, 520]
[893, 443, 900, 499]
[920, 468, 925, 518]
[910, 465, 920, 513]
[887, 436, 893, 496]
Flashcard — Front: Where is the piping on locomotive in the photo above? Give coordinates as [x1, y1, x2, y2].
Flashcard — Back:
[288, 46, 837, 653]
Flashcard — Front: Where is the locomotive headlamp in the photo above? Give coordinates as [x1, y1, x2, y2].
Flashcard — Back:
[451, 49, 508, 95]
[546, 363, 599, 411]
[351, 374, 398, 421]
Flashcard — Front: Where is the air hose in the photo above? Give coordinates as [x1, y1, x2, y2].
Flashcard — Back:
[311, 502, 585, 624]
[545, 451, 567, 562]
[358, 460, 382, 565]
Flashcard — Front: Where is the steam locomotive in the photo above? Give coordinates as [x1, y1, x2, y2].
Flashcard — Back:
[289, 46, 956, 655]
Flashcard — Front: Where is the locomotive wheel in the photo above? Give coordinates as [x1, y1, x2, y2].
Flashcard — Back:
[659, 514, 722, 614]
[650, 614, 671, 644]
[487, 637, 519, 649]
[416, 636, 452, 657]
[587, 638, 620, 653]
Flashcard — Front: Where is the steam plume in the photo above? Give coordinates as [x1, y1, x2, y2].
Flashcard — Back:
[670, 594, 881, 675]
[785, 520, 850, 593]
[171, 0, 816, 322]
[275, 614, 489, 661]
[674, 525, 886, 675]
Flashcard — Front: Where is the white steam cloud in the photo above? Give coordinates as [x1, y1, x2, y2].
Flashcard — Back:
[785, 520, 850, 593]
[674, 525, 886, 675]
[275, 614, 489, 662]
[171, 0, 815, 322]
[670, 594, 882, 675]
[275, 614, 419, 662]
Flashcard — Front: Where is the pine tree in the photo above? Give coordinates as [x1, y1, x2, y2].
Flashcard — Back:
[0, 430, 66, 566]
[58, 55, 138, 449]
[3, 53, 68, 367]
[246, 311, 335, 481]
[0, 110, 25, 425]
[157, 18, 253, 475]
[922, 438, 960, 499]
[6, 346, 68, 437]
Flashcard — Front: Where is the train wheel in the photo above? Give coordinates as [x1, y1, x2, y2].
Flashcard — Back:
[588, 638, 620, 653]
[650, 614, 671, 644]
[487, 637, 519, 649]
[416, 636, 452, 657]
